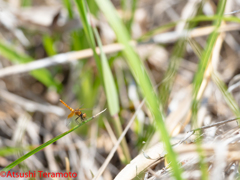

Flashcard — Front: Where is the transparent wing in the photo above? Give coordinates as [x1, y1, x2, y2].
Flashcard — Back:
[67, 111, 75, 118]
[76, 108, 92, 111]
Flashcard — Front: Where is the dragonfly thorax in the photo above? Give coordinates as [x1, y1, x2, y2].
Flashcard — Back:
[75, 111, 83, 116]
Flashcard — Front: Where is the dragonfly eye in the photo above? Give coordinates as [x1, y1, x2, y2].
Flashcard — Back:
[82, 113, 86, 118]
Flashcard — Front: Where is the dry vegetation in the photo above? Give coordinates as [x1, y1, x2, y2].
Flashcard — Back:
[1, 0, 240, 180]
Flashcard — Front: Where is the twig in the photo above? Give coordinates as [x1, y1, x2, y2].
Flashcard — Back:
[0, 88, 65, 115]
[92, 81, 164, 180]
[92, 108, 107, 119]
[224, 9, 240, 15]
[173, 131, 195, 148]
[0, 42, 135, 78]
[1, 24, 240, 78]
[147, 167, 160, 179]
[93, 100, 146, 180]
[103, 118, 125, 161]
[191, 117, 240, 132]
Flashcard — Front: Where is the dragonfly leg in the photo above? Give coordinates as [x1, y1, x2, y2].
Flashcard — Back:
[80, 113, 87, 121]
[80, 115, 85, 121]
[75, 116, 80, 124]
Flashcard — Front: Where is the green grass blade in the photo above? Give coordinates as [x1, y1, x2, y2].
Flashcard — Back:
[159, 1, 203, 110]
[71, 29, 89, 51]
[138, 21, 177, 42]
[187, 15, 240, 23]
[188, 38, 204, 59]
[212, 73, 240, 117]
[21, 0, 32, 7]
[74, 0, 130, 163]
[94, 28, 119, 115]
[1, 109, 106, 172]
[95, 0, 183, 179]
[192, 0, 227, 126]
[62, 0, 74, 19]
[159, 39, 186, 110]
[190, 1, 227, 179]
[43, 34, 57, 56]
[121, 0, 127, 14]
[188, 34, 240, 118]
[74, 0, 103, 81]
[0, 41, 33, 63]
[126, 0, 137, 32]
[29, 69, 61, 89]
[74, 0, 120, 115]
[0, 41, 61, 90]
[0, 147, 32, 157]
[86, 0, 98, 17]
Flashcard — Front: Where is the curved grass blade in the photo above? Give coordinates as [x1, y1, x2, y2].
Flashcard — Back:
[1, 109, 106, 172]
[74, 0, 103, 80]
[74, 0, 130, 163]
[192, 0, 227, 127]
[190, 1, 227, 179]
[93, 28, 119, 116]
[95, 0, 183, 179]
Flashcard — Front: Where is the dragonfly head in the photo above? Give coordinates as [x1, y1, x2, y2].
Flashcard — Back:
[82, 113, 87, 119]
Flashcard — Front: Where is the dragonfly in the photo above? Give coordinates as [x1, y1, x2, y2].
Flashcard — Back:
[60, 99, 87, 123]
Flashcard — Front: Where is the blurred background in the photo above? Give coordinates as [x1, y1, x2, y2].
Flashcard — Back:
[1, 0, 240, 179]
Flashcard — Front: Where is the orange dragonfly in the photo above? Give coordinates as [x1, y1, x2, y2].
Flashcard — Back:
[60, 99, 86, 123]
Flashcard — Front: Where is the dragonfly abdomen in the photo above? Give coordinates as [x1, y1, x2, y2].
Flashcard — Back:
[60, 99, 74, 112]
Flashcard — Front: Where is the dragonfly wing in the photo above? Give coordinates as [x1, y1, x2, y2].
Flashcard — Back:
[76, 108, 92, 110]
[67, 111, 75, 118]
